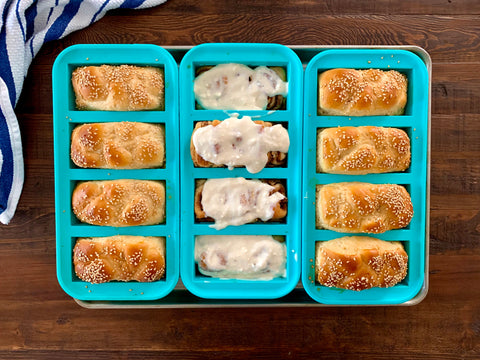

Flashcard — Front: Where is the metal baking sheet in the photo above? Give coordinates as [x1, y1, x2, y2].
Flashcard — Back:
[74, 45, 431, 308]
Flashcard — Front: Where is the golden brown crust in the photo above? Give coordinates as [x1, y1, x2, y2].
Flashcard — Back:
[73, 235, 166, 284]
[315, 182, 413, 233]
[317, 126, 411, 174]
[72, 65, 165, 111]
[190, 120, 287, 168]
[194, 179, 287, 222]
[315, 236, 408, 291]
[71, 122, 165, 169]
[318, 68, 408, 116]
[72, 180, 165, 227]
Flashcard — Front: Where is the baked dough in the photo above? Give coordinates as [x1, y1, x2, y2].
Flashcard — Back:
[318, 68, 408, 116]
[316, 182, 413, 233]
[72, 180, 165, 226]
[73, 235, 165, 283]
[317, 126, 410, 174]
[315, 236, 408, 291]
[71, 122, 165, 169]
[72, 65, 165, 111]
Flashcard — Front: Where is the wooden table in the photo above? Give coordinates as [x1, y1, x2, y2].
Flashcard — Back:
[1, 1, 479, 358]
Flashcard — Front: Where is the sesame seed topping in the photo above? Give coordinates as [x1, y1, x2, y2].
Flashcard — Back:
[72, 65, 164, 111]
[315, 237, 408, 290]
[321, 66, 406, 114]
[319, 126, 410, 174]
[317, 182, 413, 233]
[72, 180, 165, 226]
[73, 236, 166, 284]
[320, 69, 407, 116]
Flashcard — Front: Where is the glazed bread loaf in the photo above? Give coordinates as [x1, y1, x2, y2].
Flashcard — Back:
[190, 118, 288, 170]
[71, 122, 165, 169]
[318, 68, 408, 116]
[315, 236, 408, 291]
[72, 65, 165, 111]
[316, 182, 413, 233]
[195, 235, 286, 280]
[73, 235, 166, 283]
[194, 178, 287, 230]
[317, 126, 411, 174]
[72, 180, 165, 226]
[194, 64, 287, 110]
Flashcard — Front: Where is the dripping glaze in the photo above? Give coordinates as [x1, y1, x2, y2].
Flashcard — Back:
[192, 115, 289, 173]
[194, 235, 287, 280]
[201, 177, 285, 230]
[193, 63, 288, 110]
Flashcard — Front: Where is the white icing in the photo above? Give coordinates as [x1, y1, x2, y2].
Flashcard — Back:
[193, 63, 288, 110]
[192, 115, 289, 173]
[194, 235, 286, 280]
[201, 177, 285, 230]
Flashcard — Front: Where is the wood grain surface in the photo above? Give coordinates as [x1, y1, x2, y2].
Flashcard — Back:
[1, 0, 479, 359]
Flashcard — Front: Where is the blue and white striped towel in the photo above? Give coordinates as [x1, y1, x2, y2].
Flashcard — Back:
[0, 0, 166, 224]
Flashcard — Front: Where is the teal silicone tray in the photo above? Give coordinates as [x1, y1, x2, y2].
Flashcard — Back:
[302, 49, 429, 304]
[52, 45, 431, 308]
[178, 43, 303, 299]
[52, 44, 179, 301]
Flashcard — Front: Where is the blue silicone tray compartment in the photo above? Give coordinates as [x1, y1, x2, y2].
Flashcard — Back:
[302, 49, 429, 305]
[53, 44, 179, 301]
[179, 43, 303, 299]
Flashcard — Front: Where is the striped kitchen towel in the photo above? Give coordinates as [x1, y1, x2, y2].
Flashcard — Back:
[0, 0, 166, 224]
